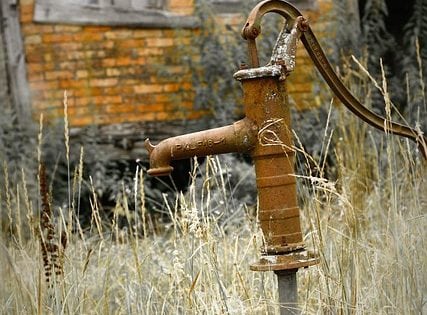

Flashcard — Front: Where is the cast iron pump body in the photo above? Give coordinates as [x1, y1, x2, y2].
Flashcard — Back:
[145, 0, 427, 280]
[145, 15, 320, 271]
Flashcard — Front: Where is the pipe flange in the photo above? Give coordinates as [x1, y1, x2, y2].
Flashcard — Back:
[250, 249, 319, 271]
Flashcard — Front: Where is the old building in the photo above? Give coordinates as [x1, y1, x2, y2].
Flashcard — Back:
[1, 0, 334, 159]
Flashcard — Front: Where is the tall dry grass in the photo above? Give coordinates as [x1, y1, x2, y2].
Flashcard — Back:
[0, 65, 425, 314]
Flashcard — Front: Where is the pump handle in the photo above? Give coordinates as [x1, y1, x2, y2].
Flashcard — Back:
[242, 0, 426, 159]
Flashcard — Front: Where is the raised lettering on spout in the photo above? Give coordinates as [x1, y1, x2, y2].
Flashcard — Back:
[175, 138, 225, 151]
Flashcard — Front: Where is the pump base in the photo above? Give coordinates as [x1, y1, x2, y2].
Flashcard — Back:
[250, 249, 319, 271]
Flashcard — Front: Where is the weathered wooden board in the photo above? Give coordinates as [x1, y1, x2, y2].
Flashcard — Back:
[211, 0, 317, 13]
[34, 0, 198, 28]
[0, 7, 11, 111]
[1, 0, 32, 124]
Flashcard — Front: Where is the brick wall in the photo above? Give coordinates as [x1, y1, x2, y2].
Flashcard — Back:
[20, 0, 333, 128]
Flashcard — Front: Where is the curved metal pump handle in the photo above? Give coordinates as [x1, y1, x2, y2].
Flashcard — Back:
[242, 0, 427, 159]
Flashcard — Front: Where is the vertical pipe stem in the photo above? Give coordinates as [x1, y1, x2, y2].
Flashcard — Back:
[242, 77, 304, 253]
[275, 269, 299, 315]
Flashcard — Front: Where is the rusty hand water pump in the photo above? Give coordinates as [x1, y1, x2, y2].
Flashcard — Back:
[145, 1, 426, 313]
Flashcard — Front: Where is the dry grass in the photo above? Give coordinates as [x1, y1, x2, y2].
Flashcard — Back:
[0, 70, 426, 314]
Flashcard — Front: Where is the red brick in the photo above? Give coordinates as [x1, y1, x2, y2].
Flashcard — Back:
[106, 104, 135, 114]
[54, 25, 82, 33]
[89, 78, 118, 87]
[156, 111, 185, 121]
[20, 0, 34, 5]
[288, 83, 312, 93]
[42, 34, 74, 43]
[27, 73, 44, 82]
[43, 90, 66, 99]
[86, 69, 105, 78]
[25, 52, 43, 63]
[133, 30, 163, 39]
[102, 59, 117, 67]
[74, 97, 92, 106]
[96, 95, 122, 105]
[105, 30, 133, 40]
[76, 70, 89, 79]
[83, 26, 112, 33]
[20, 13, 33, 23]
[181, 82, 192, 90]
[29, 81, 59, 91]
[44, 53, 53, 62]
[125, 112, 156, 122]
[116, 57, 135, 66]
[75, 32, 104, 42]
[59, 42, 84, 50]
[145, 38, 174, 47]
[45, 70, 73, 80]
[136, 48, 163, 56]
[117, 39, 145, 49]
[134, 84, 163, 94]
[20, 4, 34, 15]
[59, 80, 89, 89]
[175, 37, 192, 46]
[73, 87, 102, 97]
[154, 94, 172, 103]
[169, 0, 194, 7]
[27, 63, 44, 74]
[69, 115, 95, 127]
[163, 84, 181, 92]
[67, 106, 90, 116]
[169, 4, 193, 15]
[136, 103, 165, 112]
[25, 35, 42, 45]
[121, 79, 141, 85]
[59, 61, 77, 70]
[103, 86, 134, 96]
[91, 40, 114, 50]
[22, 25, 54, 35]
[106, 68, 121, 77]
[135, 57, 146, 65]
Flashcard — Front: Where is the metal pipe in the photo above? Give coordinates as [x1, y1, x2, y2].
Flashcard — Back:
[144, 118, 258, 176]
[275, 269, 299, 315]
[146, 9, 319, 313]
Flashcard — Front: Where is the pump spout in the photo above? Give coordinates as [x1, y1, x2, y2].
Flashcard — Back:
[144, 118, 258, 176]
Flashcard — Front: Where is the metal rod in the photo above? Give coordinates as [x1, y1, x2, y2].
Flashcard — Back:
[275, 269, 299, 315]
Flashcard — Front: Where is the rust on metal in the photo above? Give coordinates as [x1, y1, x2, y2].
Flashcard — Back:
[270, 16, 307, 77]
[235, 73, 308, 256]
[145, 118, 258, 176]
[144, 1, 426, 313]
[250, 250, 319, 271]
[145, 0, 426, 275]
[146, 4, 317, 271]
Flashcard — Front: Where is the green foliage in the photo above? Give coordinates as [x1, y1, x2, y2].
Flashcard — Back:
[333, 0, 426, 133]
[361, 0, 395, 65]
[403, 0, 427, 64]
[401, 0, 427, 129]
